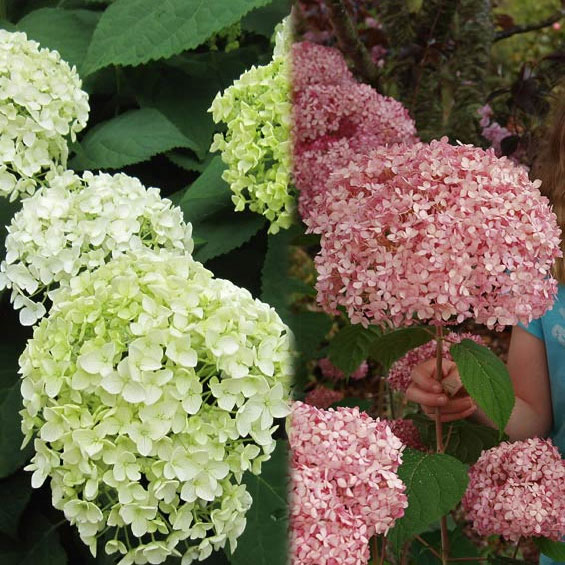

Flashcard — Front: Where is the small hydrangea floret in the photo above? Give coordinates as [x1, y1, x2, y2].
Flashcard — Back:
[0, 170, 193, 326]
[19, 249, 293, 564]
[0, 30, 89, 201]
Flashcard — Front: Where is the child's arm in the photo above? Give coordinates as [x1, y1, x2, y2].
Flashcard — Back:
[405, 326, 553, 441]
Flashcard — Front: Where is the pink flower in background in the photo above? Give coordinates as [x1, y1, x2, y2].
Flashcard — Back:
[307, 138, 561, 330]
[293, 82, 417, 220]
[477, 104, 513, 158]
[462, 438, 565, 541]
[304, 385, 344, 408]
[291, 41, 354, 91]
[388, 419, 427, 451]
[290, 465, 371, 565]
[388, 332, 483, 392]
[291, 41, 417, 222]
[289, 402, 407, 536]
[318, 357, 369, 381]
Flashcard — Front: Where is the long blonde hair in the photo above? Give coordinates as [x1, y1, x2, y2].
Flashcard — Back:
[532, 98, 565, 283]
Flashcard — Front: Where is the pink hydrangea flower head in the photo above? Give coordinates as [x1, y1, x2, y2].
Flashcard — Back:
[462, 437, 565, 541]
[293, 82, 418, 220]
[289, 401, 408, 535]
[290, 465, 371, 565]
[291, 41, 354, 91]
[305, 385, 344, 408]
[318, 357, 369, 381]
[388, 419, 426, 451]
[308, 138, 561, 330]
[388, 332, 483, 392]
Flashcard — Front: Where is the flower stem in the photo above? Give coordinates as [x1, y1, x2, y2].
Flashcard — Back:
[512, 537, 521, 559]
[435, 325, 450, 565]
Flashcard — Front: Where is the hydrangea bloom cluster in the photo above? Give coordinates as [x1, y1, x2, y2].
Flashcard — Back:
[0, 30, 89, 201]
[388, 333, 483, 392]
[210, 19, 294, 233]
[477, 105, 513, 158]
[0, 170, 193, 326]
[318, 357, 369, 381]
[462, 438, 565, 541]
[19, 249, 293, 564]
[291, 41, 417, 221]
[289, 402, 407, 564]
[388, 419, 426, 451]
[308, 138, 561, 329]
[304, 385, 344, 408]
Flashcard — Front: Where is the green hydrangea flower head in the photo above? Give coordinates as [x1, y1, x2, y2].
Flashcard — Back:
[209, 17, 295, 234]
[20, 248, 293, 564]
[0, 170, 193, 326]
[0, 30, 89, 201]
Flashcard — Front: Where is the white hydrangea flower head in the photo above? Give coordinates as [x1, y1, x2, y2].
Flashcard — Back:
[209, 17, 295, 234]
[19, 248, 293, 564]
[0, 30, 89, 201]
[0, 170, 194, 326]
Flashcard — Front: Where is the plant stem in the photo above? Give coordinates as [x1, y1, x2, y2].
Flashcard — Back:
[324, 0, 381, 90]
[379, 537, 387, 565]
[0, 0, 7, 20]
[512, 537, 521, 559]
[435, 325, 450, 565]
[415, 535, 442, 561]
[377, 375, 386, 418]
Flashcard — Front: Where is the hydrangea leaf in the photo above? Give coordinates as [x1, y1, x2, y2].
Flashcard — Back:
[69, 108, 195, 170]
[369, 327, 434, 372]
[193, 210, 266, 263]
[0, 472, 32, 539]
[387, 448, 469, 551]
[230, 440, 288, 565]
[261, 225, 312, 324]
[241, 0, 292, 36]
[450, 339, 515, 437]
[82, 0, 272, 75]
[328, 324, 381, 376]
[535, 538, 565, 561]
[408, 413, 505, 464]
[288, 311, 332, 362]
[0, 512, 66, 565]
[0, 346, 33, 478]
[17, 8, 100, 73]
[179, 157, 232, 223]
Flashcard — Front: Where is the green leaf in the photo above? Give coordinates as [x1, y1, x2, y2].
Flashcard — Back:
[288, 311, 332, 361]
[193, 210, 265, 264]
[488, 558, 530, 564]
[230, 440, 288, 565]
[261, 225, 310, 323]
[17, 8, 100, 73]
[369, 327, 434, 371]
[82, 0, 272, 75]
[411, 527, 482, 565]
[0, 199, 19, 263]
[330, 397, 372, 412]
[69, 108, 193, 170]
[535, 538, 565, 561]
[328, 324, 381, 376]
[179, 156, 232, 222]
[126, 65, 218, 159]
[0, 345, 33, 478]
[387, 448, 469, 550]
[450, 339, 515, 436]
[241, 0, 292, 37]
[408, 413, 504, 464]
[177, 156, 266, 262]
[167, 151, 212, 173]
[0, 512, 67, 565]
[0, 472, 32, 539]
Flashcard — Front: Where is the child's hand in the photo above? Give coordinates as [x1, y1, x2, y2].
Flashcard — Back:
[405, 358, 477, 422]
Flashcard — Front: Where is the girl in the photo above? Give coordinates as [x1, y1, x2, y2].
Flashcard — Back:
[406, 101, 565, 565]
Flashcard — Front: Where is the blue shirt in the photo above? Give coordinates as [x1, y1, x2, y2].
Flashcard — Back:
[519, 284, 565, 565]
